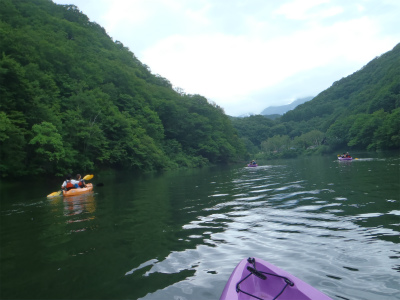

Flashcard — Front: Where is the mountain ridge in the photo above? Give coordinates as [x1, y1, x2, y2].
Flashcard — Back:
[231, 42, 400, 154]
[261, 96, 314, 115]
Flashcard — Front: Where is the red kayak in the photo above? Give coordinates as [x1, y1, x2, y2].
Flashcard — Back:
[220, 257, 332, 300]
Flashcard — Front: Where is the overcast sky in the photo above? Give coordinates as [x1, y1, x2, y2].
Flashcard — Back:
[52, 0, 400, 116]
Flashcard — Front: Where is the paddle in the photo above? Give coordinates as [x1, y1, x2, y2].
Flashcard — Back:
[47, 174, 94, 198]
[83, 174, 93, 181]
[47, 190, 62, 197]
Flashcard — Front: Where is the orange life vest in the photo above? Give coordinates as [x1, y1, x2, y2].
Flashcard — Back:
[66, 181, 74, 188]
[65, 180, 75, 190]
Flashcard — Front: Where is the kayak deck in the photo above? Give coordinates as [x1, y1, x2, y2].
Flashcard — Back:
[220, 257, 332, 300]
[63, 183, 93, 197]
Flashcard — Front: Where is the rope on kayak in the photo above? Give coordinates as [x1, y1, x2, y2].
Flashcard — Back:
[235, 257, 294, 300]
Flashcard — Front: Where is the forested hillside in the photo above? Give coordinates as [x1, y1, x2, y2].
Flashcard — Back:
[0, 0, 246, 177]
[281, 43, 400, 151]
[232, 43, 400, 157]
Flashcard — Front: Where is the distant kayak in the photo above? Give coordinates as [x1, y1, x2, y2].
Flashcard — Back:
[247, 164, 258, 167]
[220, 257, 332, 300]
[63, 183, 93, 197]
[338, 157, 353, 160]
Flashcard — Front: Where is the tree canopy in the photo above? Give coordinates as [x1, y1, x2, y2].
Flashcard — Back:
[0, 0, 246, 177]
[1, 0, 398, 177]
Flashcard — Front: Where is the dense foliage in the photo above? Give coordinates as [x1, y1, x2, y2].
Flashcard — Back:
[232, 43, 400, 158]
[1, 1, 398, 177]
[0, 0, 246, 177]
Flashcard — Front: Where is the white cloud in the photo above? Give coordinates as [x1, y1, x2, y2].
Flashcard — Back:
[53, 0, 400, 115]
[141, 14, 391, 104]
[355, 4, 366, 13]
[274, 0, 331, 20]
[102, 1, 151, 30]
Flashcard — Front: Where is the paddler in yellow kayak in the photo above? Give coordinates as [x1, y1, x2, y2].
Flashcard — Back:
[61, 174, 80, 191]
[76, 174, 86, 188]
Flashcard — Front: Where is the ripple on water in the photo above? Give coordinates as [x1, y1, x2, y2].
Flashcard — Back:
[141, 160, 399, 300]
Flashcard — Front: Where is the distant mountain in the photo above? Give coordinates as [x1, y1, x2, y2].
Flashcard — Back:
[278, 42, 400, 150]
[281, 43, 400, 125]
[261, 97, 314, 115]
[230, 43, 400, 154]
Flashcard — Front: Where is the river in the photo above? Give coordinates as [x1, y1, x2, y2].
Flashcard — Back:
[0, 153, 399, 300]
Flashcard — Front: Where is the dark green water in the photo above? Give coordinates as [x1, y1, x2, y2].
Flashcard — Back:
[1, 154, 399, 300]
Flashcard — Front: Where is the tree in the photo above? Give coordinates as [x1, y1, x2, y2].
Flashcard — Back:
[347, 111, 385, 148]
[325, 115, 357, 149]
[261, 135, 291, 153]
[0, 112, 27, 176]
[231, 115, 273, 149]
[29, 121, 65, 174]
[293, 130, 325, 149]
[368, 108, 400, 150]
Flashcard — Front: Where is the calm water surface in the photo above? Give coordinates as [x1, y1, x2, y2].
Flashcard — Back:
[1, 155, 399, 300]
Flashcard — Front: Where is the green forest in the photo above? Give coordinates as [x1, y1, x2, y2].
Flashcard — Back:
[232, 43, 400, 159]
[0, 0, 399, 178]
[0, 0, 246, 177]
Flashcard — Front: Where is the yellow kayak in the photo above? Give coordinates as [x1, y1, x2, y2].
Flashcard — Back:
[63, 183, 93, 197]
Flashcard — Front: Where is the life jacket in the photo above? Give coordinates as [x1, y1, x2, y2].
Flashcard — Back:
[65, 180, 75, 190]
[78, 180, 85, 187]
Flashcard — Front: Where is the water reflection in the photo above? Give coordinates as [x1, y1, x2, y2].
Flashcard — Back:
[64, 193, 96, 215]
[1, 156, 399, 300]
[48, 192, 97, 232]
[138, 158, 400, 300]
[63, 194, 96, 233]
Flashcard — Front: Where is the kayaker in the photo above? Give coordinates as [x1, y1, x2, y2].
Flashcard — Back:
[251, 160, 257, 165]
[76, 174, 86, 188]
[61, 174, 80, 191]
